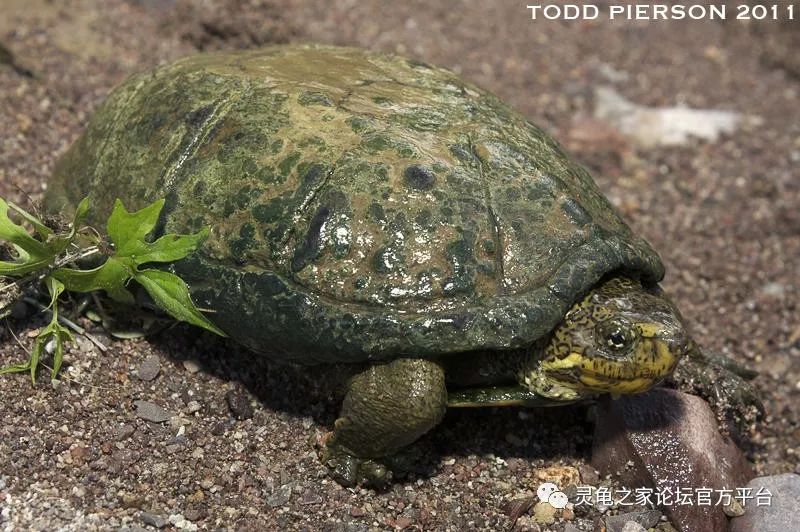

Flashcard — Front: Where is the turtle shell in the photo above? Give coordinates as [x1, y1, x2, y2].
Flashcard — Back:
[46, 45, 664, 364]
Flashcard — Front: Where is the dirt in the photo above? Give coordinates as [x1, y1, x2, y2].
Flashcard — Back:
[0, 1, 797, 530]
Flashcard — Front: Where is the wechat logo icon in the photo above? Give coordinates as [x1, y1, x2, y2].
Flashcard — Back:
[537, 482, 569, 509]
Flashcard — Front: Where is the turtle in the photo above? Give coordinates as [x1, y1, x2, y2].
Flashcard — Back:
[44, 44, 760, 487]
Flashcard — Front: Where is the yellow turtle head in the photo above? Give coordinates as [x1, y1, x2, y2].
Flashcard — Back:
[524, 276, 689, 400]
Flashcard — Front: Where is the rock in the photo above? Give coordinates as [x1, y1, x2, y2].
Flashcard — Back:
[532, 501, 556, 525]
[605, 510, 662, 532]
[730, 473, 800, 532]
[133, 400, 171, 423]
[394, 516, 412, 529]
[225, 389, 254, 420]
[136, 355, 161, 381]
[182, 360, 201, 373]
[503, 497, 535, 527]
[578, 463, 600, 485]
[113, 424, 136, 441]
[266, 484, 292, 507]
[621, 522, 647, 532]
[139, 511, 168, 529]
[168, 513, 197, 531]
[723, 497, 745, 517]
[594, 86, 749, 147]
[592, 389, 753, 532]
[185, 400, 202, 414]
[535, 465, 580, 488]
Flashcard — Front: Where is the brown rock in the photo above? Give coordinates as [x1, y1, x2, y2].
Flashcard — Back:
[535, 465, 580, 488]
[592, 389, 753, 532]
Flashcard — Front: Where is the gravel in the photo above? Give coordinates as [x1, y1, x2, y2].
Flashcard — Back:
[0, 1, 797, 530]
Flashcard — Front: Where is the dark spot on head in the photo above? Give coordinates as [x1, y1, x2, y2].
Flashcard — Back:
[403, 165, 436, 191]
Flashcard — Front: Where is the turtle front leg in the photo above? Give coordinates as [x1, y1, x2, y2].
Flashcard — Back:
[322, 358, 447, 487]
[667, 341, 763, 437]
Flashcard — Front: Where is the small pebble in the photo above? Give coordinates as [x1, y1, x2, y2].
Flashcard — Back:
[113, 424, 136, 441]
[605, 510, 662, 532]
[182, 360, 201, 373]
[226, 389, 254, 420]
[168, 513, 197, 531]
[532, 501, 556, 525]
[136, 354, 161, 381]
[266, 484, 292, 507]
[621, 522, 647, 532]
[723, 498, 745, 517]
[395, 516, 412, 529]
[139, 512, 167, 529]
[133, 400, 171, 423]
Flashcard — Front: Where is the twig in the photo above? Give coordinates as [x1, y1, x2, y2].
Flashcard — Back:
[23, 296, 108, 352]
[0, 245, 102, 296]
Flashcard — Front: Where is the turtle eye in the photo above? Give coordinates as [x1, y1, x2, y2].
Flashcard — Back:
[607, 329, 628, 349]
[595, 318, 635, 355]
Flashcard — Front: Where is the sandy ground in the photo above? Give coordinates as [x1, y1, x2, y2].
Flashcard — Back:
[0, 1, 798, 530]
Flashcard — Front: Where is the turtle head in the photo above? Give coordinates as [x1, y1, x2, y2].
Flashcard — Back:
[523, 276, 689, 400]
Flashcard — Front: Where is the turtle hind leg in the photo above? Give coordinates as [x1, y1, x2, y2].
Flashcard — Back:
[322, 358, 447, 488]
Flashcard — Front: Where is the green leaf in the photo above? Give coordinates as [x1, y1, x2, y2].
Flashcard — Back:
[45, 276, 65, 309]
[0, 361, 31, 376]
[0, 198, 49, 256]
[0, 198, 53, 276]
[8, 201, 53, 239]
[134, 269, 226, 336]
[53, 257, 136, 303]
[48, 326, 74, 380]
[124, 228, 209, 266]
[107, 199, 165, 256]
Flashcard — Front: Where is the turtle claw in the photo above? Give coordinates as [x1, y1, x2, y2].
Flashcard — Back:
[321, 440, 392, 488]
[668, 347, 763, 439]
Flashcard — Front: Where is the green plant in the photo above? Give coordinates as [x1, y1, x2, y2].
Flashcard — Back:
[0, 196, 225, 383]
